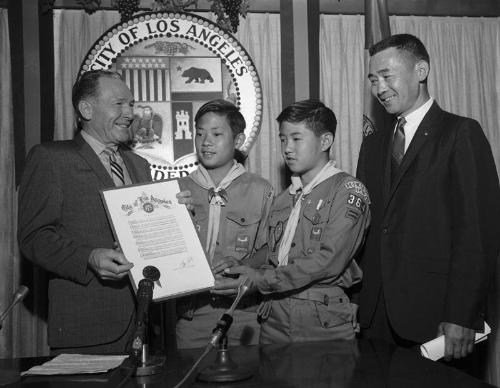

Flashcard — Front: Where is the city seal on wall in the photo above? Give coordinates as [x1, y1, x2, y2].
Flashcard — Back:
[79, 12, 263, 180]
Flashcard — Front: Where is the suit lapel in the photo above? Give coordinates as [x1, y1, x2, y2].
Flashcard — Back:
[73, 132, 115, 187]
[385, 102, 443, 208]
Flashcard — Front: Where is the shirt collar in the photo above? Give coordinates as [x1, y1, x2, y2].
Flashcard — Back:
[400, 97, 434, 128]
[80, 130, 118, 155]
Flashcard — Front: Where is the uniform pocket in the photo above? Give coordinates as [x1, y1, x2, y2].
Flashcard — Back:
[302, 206, 327, 254]
[314, 295, 353, 329]
[225, 211, 261, 254]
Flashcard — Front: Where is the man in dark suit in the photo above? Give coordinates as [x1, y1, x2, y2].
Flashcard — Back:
[18, 70, 189, 354]
[357, 34, 500, 361]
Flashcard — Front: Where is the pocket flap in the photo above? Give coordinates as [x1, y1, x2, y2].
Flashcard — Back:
[303, 206, 325, 224]
[226, 211, 261, 226]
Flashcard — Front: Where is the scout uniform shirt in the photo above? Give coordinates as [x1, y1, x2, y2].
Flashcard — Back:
[176, 171, 274, 348]
[256, 172, 371, 344]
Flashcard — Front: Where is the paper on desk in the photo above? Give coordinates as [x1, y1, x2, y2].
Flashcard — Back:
[420, 322, 491, 361]
[21, 354, 128, 376]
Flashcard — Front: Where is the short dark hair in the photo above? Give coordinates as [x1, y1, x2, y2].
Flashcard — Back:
[195, 99, 246, 136]
[276, 99, 337, 140]
[369, 33, 430, 65]
[72, 70, 123, 122]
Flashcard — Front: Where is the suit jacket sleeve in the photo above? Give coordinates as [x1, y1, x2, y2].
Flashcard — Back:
[18, 145, 94, 285]
[446, 118, 500, 328]
[356, 137, 367, 185]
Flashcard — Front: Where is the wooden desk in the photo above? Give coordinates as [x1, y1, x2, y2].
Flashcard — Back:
[0, 339, 494, 387]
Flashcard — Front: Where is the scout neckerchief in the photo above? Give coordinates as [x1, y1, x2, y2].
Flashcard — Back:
[277, 160, 342, 266]
[189, 161, 246, 262]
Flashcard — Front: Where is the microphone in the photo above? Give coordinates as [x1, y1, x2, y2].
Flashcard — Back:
[209, 277, 252, 347]
[130, 279, 154, 359]
[121, 278, 165, 379]
[0, 286, 29, 330]
[194, 277, 254, 383]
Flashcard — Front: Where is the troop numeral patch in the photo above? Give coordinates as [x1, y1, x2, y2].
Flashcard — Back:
[347, 194, 366, 213]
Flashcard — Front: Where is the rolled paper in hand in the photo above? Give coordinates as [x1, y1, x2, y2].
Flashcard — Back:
[420, 322, 491, 361]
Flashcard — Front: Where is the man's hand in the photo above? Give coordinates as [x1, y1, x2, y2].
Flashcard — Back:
[88, 248, 133, 280]
[112, 241, 122, 252]
[212, 256, 240, 276]
[212, 277, 242, 296]
[176, 190, 194, 211]
[437, 322, 475, 361]
[212, 265, 259, 296]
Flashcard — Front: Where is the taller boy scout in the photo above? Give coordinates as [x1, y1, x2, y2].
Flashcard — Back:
[176, 100, 273, 348]
[214, 99, 371, 343]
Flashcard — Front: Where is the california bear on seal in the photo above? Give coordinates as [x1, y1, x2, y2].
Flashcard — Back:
[181, 67, 214, 83]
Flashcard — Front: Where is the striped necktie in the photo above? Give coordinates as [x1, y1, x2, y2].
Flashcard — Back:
[392, 117, 406, 166]
[104, 148, 125, 186]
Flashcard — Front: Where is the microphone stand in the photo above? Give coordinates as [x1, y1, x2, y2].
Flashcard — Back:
[0, 286, 29, 386]
[197, 335, 253, 383]
[197, 278, 253, 383]
[122, 279, 165, 378]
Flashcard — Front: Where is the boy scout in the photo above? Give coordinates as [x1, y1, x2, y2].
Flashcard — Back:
[214, 99, 370, 343]
[176, 99, 274, 348]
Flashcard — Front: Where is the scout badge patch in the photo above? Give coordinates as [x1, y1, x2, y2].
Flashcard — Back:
[235, 234, 250, 252]
[272, 221, 284, 251]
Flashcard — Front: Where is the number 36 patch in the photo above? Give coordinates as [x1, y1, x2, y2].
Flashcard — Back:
[347, 194, 366, 213]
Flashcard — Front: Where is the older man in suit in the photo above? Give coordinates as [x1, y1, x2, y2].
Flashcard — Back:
[356, 34, 500, 361]
[18, 70, 188, 354]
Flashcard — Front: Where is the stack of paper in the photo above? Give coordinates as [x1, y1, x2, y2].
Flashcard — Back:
[21, 354, 128, 376]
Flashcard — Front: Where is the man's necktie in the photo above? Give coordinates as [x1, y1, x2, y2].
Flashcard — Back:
[104, 148, 125, 186]
[392, 117, 406, 166]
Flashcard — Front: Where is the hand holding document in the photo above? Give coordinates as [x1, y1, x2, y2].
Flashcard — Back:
[420, 322, 491, 361]
[101, 180, 214, 301]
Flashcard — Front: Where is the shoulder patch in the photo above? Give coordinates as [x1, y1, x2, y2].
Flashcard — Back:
[363, 115, 376, 137]
[345, 180, 370, 204]
[345, 208, 361, 221]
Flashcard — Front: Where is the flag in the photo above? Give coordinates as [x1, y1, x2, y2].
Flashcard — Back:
[363, 0, 391, 136]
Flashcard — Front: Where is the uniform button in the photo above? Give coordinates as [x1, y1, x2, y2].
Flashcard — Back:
[241, 218, 245, 222]
[382, 227, 388, 234]
[323, 321, 329, 328]
[291, 242, 296, 247]
[216, 241, 220, 245]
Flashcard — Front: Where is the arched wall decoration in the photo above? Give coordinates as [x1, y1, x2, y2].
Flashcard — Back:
[79, 11, 262, 180]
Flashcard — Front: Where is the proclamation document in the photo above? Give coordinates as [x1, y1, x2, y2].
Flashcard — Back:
[101, 180, 214, 301]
